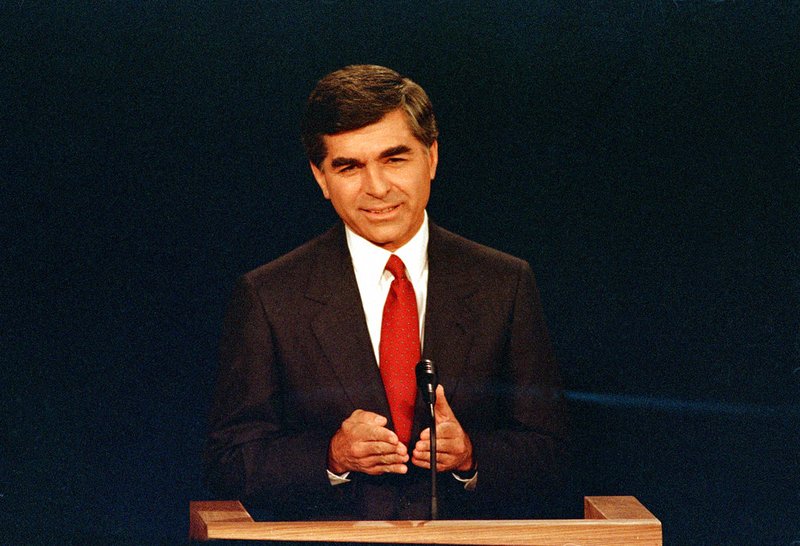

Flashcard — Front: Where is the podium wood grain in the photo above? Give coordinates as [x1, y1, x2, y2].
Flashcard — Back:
[190, 496, 661, 545]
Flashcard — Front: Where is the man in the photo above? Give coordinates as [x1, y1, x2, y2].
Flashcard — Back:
[204, 65, 567, 520]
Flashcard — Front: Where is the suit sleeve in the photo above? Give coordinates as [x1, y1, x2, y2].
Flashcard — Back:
[467, 261, 569, 517]
[203, 275, 340, 513]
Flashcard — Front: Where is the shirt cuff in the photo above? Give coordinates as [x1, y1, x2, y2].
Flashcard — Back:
[451, 470, 478, 491]
[327, 468, 351, 486]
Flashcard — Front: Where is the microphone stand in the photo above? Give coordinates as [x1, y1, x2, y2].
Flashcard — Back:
[427, 398, 438, 520]
[416, 359, 438, 520]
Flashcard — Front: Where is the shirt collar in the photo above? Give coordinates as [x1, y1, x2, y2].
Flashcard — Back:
[345, 211, 429, 284]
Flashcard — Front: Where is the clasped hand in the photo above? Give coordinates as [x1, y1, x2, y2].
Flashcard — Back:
[328, 385, 473, 475]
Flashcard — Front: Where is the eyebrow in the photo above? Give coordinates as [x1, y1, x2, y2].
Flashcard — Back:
[378, 145, 412, 159]
[329, 145, 413, 169]
[330, 156, 363, 169]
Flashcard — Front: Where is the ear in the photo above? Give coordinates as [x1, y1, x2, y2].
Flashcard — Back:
[309, 161, 331, 200]
[427, 140, 439, 181]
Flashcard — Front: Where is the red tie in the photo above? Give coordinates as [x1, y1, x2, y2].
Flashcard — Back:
[379, 255, 420, 446]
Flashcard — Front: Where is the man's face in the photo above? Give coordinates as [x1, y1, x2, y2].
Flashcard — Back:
[310, 109, 438, 252]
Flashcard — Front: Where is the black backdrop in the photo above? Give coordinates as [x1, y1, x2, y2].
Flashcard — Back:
[4, 2, 799, 544]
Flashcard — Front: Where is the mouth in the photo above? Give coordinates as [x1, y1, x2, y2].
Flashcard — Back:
[363, 204, 400, 215]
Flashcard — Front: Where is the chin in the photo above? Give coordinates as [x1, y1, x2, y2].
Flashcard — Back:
[362, 227, 399, 244]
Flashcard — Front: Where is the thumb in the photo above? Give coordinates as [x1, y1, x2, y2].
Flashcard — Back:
[433, 384, 456, 422]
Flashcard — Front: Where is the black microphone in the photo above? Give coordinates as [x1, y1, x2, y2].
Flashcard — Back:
[415, 359, 438, 405]
[415, 358, 438, 519]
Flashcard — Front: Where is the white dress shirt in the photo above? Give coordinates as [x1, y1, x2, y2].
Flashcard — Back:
[328, 212, 477, 491]
[346, 212, 429, 364]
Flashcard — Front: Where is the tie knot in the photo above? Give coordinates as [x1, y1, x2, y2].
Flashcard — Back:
[385, 255, 406, 280]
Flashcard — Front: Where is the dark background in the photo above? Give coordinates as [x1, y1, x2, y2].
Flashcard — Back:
[3, 1, 799, 544]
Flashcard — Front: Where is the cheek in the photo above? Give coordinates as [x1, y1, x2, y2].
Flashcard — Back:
[327, 185, 360, 211]
[409, 176, 432, 203]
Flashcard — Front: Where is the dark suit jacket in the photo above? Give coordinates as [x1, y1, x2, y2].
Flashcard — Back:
[204, 221, 567, 520]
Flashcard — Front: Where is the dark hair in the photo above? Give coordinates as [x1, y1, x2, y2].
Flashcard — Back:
[301, 65, 438, 167]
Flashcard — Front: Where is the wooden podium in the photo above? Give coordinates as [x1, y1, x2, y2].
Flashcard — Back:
[190, 496, 661, 545]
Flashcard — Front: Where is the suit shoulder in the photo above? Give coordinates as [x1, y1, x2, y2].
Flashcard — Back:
[431, 224, 530, 273]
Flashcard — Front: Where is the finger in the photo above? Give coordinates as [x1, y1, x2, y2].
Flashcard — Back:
[349, 409, 389, 427]
[433, 385, 456, 422]
[412, 440, 429, 459]
[413, 452, 459, 472]
[358, 454, 409, 475]
[411, 452, 430, 469]
[411, 452, 455, 471]
[356, 438, 408, 459]
[412, 442, 454, 466]
[358, 461, 408, 475]
[367, 463, 409, 475]
[344, 421, 399, 445]
[412, 435, 454, 463]
[360, 444, 408, 466]
[363, 426, 399, 444]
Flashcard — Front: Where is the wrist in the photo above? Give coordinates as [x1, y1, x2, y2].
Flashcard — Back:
[456, 457, 476, 473]
[455, 435, 475, 472]
[327, 436, 346, 474]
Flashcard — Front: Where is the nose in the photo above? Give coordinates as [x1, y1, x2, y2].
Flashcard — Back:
[362, 165, 391, 198]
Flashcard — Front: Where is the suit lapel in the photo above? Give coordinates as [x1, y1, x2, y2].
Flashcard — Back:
[303, 223, 478, 436]
[422, 224, 478, 404]
[306, 225, 391, 416]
